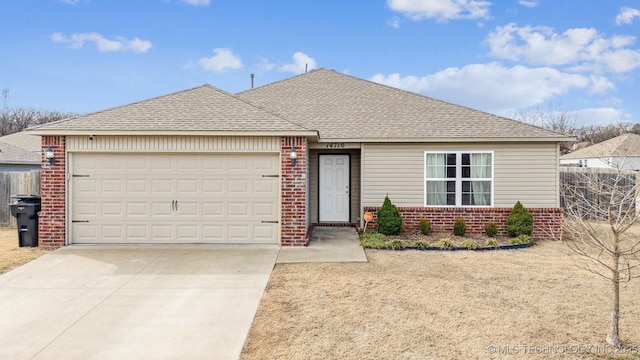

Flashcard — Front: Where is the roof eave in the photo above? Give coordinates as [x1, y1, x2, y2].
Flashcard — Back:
[26, 129, 319, 140]
[315, 136, 576, 143]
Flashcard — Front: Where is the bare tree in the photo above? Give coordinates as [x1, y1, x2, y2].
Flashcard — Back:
[560, 163, 640, 347]
[510, 104, 577, 154]
[0, 89, 77, 136]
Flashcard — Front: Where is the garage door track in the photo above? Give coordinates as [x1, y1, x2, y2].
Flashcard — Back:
[0, 245, 278, 360]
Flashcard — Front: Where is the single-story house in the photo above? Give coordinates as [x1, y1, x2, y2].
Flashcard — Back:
[560, 133, 640, 170]
[0, 132, 42, 171]
[28, 69, 570, 247]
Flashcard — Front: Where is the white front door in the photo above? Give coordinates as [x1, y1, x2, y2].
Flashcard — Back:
[319, 155, 350, 222]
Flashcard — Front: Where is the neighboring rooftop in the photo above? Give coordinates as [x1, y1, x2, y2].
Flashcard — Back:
[561, 133, 640, 159]
[0, 131, 41, 152]
[0, 141, 40, 165]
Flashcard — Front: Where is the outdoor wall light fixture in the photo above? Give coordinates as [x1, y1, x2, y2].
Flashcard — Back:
[290, 147, 297, 165]
[45, 146, 55, 165]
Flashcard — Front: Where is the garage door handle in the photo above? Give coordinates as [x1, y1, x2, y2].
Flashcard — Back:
[175, 201, 178, 211]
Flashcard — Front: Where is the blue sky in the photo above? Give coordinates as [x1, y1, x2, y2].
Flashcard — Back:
[1, 1, 639, 127]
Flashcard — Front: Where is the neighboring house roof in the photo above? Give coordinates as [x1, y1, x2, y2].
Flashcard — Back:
[238, 69, 570, 142]
[0, 131, 41, 152]
[28, 85, 311, 135]
[561, 133, 640, 160]
[0, 141, 40, 165]
[28, 69, 571, 143]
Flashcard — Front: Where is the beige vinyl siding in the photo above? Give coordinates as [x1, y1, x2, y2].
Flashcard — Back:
[67, 135, 281, 152]
[309, 149, 361, 223]
[362, 142, 559, 208]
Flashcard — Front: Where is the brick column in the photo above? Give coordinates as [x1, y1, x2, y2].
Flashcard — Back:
[39, 136, 66, 247]
[281, 136, 308, 246]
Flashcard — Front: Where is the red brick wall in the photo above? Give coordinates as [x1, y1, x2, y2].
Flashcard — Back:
[281, 137, 308, 246]
[39, 136, 66, 247]
[363, 206, 564, 240]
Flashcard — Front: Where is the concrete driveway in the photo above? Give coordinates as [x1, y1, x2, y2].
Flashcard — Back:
[0, 245, 278, 360]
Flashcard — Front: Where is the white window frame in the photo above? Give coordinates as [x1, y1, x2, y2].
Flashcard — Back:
[423, 151, 494, 207]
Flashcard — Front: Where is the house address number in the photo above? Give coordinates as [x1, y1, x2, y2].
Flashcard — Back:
[326, 142, 345, 149]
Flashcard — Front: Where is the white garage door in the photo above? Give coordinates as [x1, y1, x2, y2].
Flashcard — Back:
[70, 153, 280, 244]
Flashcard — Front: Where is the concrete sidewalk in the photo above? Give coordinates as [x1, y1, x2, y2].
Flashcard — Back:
[0, 245, 278, 360]
[277, 226, 368, 263]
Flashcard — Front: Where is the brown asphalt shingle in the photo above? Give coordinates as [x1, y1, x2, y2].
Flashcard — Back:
[30, 85, 306, 132]
[238, 69, 568, 140]
[561, 133, 640, 159]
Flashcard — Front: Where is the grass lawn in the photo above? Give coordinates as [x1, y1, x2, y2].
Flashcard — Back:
[242, 241, 640, 359]
[0, 227, 52, 275]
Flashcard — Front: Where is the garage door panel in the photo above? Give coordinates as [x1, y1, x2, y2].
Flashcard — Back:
[71, 153, 280, 244]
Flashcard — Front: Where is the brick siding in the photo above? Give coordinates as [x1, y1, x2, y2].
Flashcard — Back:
[39, 136, 66, 247]
[362, 206, 564, 240]
[280, 136, 309, 246]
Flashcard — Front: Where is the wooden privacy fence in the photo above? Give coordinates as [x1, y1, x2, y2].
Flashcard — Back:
[560, 167, 638, 220]
[0, 170, 41, 228]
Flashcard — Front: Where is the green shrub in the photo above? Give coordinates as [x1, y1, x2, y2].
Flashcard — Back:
[360, 232, 389, 249]
[486, 238, 499, 247]
[376, 195, 403, 235]
[453, 218, 467, 236]
[484, 222, 498, 237]
[509, 234, 533, 245]
[437, 237, 454, 249]
[413, 240, 429, 249]
[460, 239, 480, 250]
[388, 239, 405, 250]
[419, 219, 432, 235]
[506, 201, 534, 237]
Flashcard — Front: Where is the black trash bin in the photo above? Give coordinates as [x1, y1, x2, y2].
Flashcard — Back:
[9, 195, 41, 247]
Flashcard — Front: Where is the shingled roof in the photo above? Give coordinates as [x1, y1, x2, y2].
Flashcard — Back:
[237, 69, 569, 142]
[30, 69, 570, 142]
[561, 133, 640, 159]
[0, 141, 40, 165]
[29, 85, 309, 134]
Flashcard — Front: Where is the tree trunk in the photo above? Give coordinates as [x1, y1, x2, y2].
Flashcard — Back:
[606, 258, 621, 348]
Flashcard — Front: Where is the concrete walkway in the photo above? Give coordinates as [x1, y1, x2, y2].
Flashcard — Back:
[277, 226, 368, 263]
[0, 245, 279, 360]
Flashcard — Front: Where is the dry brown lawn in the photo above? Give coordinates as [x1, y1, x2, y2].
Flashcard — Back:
[0, 227, 52, 275]
[242, 241, 640, 359]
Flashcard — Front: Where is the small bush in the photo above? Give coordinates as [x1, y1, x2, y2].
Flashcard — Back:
[506, 201, 534, 237]
[509, 234, 533, 245]
[437, 237, 454, 249]
[453, 218, 467, 236]
[377, 195, 403, 235]
[419, 219, 432, 235]
[388, 239, 405, 250]
[413, 240, 429, 249]
[484, 222, 498, 237]
[360, 232, 389, 249]
[460, 239, 480, 250]
[486, 238, 499, 247]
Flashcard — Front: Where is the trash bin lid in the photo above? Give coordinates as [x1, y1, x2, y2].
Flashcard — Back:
[10, 194, 41, 203]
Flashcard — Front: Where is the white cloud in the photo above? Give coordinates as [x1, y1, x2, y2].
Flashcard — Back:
[256, 57, 275, 71]
[179, 0, 210, 6]
[388, 16, 401, 28]
[485, 23, 640, 74]
[197, 48, 243, 71]
[616, 7, 640, 26]
[387, 0, 491, 22]
[573, 107, 628, 126]
[518, 0, 537, 8]
[370, 62, 593, 113]
[58, 0, 82, 4]
[278, 52, 317, 74]
[50, 32, 152, 53]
